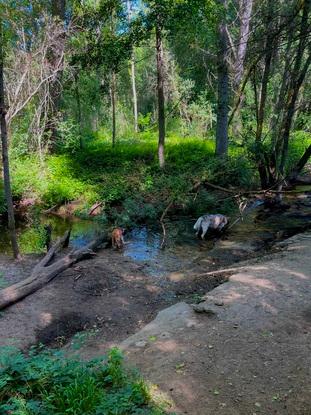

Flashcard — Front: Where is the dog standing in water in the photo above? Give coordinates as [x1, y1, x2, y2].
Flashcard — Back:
[194, 214, 228, 239]
[111, 228, 125, 249]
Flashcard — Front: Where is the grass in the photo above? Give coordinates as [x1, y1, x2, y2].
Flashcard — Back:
[4, 133, 258, 227]
[0, 346, 173, 415]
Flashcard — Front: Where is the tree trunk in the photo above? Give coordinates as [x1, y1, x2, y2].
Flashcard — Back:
[215, 0, 229, 157]
[46, 0, 66, 149]
[255, 0, 274, 188]
[231, 0, 253, 135]
[156, 22, 165, 168]
[74, 72, 83, 149]
[0, 232, 108, 310]
[234, 0, 253, 90]
[110, 71, 117, 147]
[127, 0, 138, 133]
[0, 23, 20, 260]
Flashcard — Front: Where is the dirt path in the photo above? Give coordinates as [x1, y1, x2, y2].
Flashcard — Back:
[102, 232, 311, 414]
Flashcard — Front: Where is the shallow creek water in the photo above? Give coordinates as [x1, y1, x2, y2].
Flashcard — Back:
[0, 188, 311, 277]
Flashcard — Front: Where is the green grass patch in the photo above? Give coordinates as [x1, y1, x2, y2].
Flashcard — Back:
[0, 346, 173, 415]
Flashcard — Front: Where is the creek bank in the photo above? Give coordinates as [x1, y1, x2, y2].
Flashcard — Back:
[108, 232, 311, 415]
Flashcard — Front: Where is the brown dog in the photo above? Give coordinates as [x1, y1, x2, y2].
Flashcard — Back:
[111, 227, 125, 249]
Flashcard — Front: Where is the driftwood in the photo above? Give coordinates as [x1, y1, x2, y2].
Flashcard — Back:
[0, 231, 108, 310]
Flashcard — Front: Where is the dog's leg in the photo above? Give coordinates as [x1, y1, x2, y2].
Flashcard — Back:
[194, 217, 202, 237]
[201, 221, 210, 239]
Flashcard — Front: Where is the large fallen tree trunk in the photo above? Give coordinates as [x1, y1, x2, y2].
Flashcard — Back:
[0, 231, 108, 310]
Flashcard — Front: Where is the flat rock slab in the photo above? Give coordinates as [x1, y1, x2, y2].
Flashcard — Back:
[120, 232, 311, 414]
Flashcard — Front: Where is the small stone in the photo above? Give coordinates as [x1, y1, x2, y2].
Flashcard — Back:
[193, 304, 216, 315]
[214, 300, 224, 306]
[135, 340, 147, 348]
[160, 332, 171, 339]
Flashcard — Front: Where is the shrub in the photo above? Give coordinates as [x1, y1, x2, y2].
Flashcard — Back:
[0, 346, 172, 415]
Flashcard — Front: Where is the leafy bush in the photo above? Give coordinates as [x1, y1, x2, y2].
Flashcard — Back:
[56, 118, 82, 154]
[0, 346, 172, 415]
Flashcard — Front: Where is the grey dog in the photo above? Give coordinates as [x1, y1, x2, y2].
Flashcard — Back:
[194, 214, 228, 239]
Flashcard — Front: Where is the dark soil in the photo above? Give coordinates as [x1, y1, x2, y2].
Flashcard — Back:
[0, 248, 225, 351]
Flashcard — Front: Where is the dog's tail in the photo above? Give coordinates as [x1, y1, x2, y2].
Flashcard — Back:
[193, 217, 203, 231]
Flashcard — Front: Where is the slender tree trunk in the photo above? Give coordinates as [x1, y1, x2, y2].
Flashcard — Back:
[156, 22, 165, 168]
[46, 0, 66, 149]
[110, 71, 117, 147]
[0, 26, 20, 259]
[74, 72, 82, 149]
[215, 0, 229, 157]
[130, 55, 138, 133]
[234, 0, 253, 90]
[255, 0, 274, 188]
[232, 0, 253, 135]
[127, 0, 138, 133]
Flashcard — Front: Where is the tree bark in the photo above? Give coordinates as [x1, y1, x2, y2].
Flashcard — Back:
[231, 0, 253, 135]
[234, 0, 253, 90]
[127, 0, 139, 133]
[215, 0, 229, 157]
[0, 22, 20, 260]
[74, 72, 83, 149]
[110, 71, 117, 147]
[156, 22, 166, 168]
[0, 232, 108, 310]
[255, 0, 274, 188]
[46, 0, 66, 149]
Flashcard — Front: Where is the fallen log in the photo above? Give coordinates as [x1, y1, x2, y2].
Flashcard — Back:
[0, 232, 108, 310]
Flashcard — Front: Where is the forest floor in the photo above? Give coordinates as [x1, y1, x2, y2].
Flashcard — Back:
[105, 232, 311, 415]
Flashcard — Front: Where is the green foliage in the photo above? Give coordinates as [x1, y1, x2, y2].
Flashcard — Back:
[56, 119, 82, 155]
[6, 134, 259, 225]
[286, 131, 311, 171]
[0, 346, 172, 415]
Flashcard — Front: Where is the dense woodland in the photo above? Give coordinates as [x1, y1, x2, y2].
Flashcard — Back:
[0, 0, 310, 257]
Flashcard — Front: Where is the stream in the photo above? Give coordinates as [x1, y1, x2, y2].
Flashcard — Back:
[0, 187, 311, 277]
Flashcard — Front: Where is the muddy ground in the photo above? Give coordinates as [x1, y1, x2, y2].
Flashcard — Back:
[0, 244, 227, 350]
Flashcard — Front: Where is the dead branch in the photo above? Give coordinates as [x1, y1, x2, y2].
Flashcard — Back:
[160, 201, 174, 250]
[0, 232, 108, 311]
[88, 202, 103, 216]
[200, 180, 307, 196]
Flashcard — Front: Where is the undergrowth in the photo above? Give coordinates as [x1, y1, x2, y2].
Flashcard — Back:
[2, 131, 309, 226]
[0, 346, 172, 415]
[3, 134, 254, 225]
